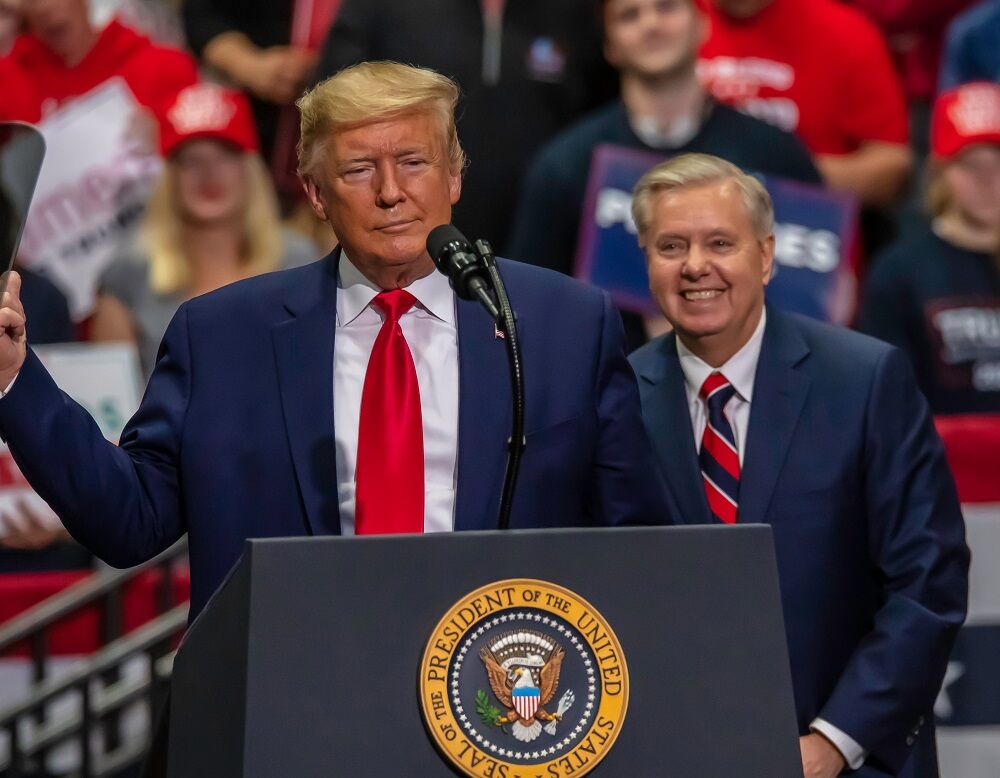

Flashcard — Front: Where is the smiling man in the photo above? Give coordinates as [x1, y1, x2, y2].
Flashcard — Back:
[0, 62, 671, 624]
[628, 154, 969, 777]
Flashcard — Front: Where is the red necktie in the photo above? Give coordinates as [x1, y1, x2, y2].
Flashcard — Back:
[699, 373, 741, 524]
[355, 290, 424, 534]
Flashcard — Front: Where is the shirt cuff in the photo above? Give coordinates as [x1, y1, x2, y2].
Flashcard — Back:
[811, 718, 867, 770]
[0, 373, 17, 398]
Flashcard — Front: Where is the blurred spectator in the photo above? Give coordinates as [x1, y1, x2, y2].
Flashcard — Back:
[93, 0, 186, 49]
[849, 0, 974, 102]
[183, 0, 325, 166]
[0, 0, 197, 125]
[860, 83, 1000, 414]
[699, 0, 912, 208]
[0, 0, 200, 324]
[0, 0, 20, 54]
[91, 84, 317, 374]
[509, 0, 819, 349]
[940, 0, 1000, 90]
[316, 0, 617, 251]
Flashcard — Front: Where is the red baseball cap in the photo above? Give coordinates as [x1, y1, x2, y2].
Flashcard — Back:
[160, 83, 259, 157]
[932, 82, 1000, 159]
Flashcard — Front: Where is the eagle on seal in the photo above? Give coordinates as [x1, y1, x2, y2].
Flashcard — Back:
[480, 634, 566, 743]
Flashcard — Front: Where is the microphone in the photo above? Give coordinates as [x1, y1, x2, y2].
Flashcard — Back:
[426, 224, 499, 320]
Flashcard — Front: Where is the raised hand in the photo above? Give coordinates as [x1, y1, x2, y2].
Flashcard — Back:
[0, 270, 26, 390]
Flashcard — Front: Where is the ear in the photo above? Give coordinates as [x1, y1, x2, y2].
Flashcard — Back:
[301, 175, 329, 222]
[448, 169, 462, 206]
[760, 234, 776, 285]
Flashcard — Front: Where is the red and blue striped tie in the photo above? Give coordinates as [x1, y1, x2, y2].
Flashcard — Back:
[699, 372, 740, 524]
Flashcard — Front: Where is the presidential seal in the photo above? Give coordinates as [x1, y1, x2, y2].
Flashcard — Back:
[419, 579, 628, 778]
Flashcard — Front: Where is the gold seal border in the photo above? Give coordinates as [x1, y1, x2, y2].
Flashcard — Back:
[419, 578, 629, 778]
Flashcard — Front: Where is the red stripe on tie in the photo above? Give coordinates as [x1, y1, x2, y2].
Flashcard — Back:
[704, 475, 738, 524]
[701, 425, 740, 479]
[699, 372, 730, 400]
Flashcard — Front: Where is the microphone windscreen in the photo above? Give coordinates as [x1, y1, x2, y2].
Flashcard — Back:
[426, 224, 472, 269]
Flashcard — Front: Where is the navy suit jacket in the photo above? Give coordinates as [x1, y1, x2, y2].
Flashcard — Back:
[0, 251, 670, 618]
[630, 307, 969, 777]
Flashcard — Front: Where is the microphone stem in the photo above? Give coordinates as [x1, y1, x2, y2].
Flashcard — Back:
[477, 240, 524, 532]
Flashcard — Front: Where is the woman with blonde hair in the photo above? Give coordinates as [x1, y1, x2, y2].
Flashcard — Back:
[861, 82, 1000, 414]
[93, 82, 316, 373]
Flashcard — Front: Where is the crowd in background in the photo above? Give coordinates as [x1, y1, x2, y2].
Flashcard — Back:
[0, 0, 999, 563]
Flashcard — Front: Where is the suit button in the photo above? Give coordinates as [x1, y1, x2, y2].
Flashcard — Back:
[919, 716, 925, 726]
[906, 736, 915, 746]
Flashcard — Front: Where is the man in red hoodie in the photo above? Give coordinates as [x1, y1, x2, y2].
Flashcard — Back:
[0, 0, 197, 125]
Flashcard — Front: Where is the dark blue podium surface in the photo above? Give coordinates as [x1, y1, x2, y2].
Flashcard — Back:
[168, 525, 802, 777]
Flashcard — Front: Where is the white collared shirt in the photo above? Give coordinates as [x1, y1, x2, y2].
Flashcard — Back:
[333, 252, 459, 535]
[676, 308, 767, 463]
[676, 307, 867, 770]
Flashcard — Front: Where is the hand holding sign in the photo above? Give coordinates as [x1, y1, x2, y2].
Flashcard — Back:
[0, 270, 26, 389]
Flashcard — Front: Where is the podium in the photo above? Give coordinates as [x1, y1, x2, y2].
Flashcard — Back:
[168, 526, 803, 776]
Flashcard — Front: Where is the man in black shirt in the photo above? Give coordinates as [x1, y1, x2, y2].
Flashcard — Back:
[315, 0, 616, 250]
[509, 0, 820, 348]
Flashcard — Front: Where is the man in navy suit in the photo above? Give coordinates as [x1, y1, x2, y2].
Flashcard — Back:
[0, 62, 669, 620]
[628, 154, 968, 777]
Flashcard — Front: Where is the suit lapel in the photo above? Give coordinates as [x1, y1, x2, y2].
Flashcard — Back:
[271, 249, 341, 536]
[454, 295, 515, 531]
[739, 309, 811, 526]
[637, 335, 712, 525]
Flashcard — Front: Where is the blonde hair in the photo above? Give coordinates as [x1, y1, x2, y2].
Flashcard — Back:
[143, 152, 283, 296]
[632, 153, 774, 241]
[295, 61, 466, 177]
[925, 159, 952, 218]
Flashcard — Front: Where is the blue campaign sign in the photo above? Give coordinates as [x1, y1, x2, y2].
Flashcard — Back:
[574, 144, 860, 324]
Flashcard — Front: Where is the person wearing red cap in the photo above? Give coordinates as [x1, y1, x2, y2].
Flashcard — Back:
[90, 83, 317, 374]
[861, 82, 1000, 414]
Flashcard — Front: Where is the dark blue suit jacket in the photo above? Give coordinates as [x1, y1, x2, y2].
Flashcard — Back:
[630, 307, 969, 777]
[0, 251, 670, 618]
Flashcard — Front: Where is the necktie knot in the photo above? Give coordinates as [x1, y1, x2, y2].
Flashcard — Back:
[700, 372, 736, 412]
[373, 289, 417, 324]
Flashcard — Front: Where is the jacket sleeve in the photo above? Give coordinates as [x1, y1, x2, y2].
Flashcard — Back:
[591, 291, 676, 527]
[0, 305, 193, 567]
[817, 346, 969, 773]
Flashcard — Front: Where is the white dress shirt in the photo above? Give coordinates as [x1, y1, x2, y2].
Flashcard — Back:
[676, 307, 867, 771]
[677, 309, 767, 464]
[333, 252, 459, 536]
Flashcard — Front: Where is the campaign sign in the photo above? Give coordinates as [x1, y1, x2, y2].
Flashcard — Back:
[17, 78, 162, 320]
[575, 144, 859, 324]
[0, 343, 142, 537]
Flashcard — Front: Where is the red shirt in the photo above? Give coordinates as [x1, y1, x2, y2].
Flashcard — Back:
[0, 19, 198, 125]
[699, 0, 908, 154]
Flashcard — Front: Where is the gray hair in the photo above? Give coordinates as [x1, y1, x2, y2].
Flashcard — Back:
[631, 153, 774, 241]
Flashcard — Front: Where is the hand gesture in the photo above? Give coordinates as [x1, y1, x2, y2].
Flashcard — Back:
[0, 270, 26, 389]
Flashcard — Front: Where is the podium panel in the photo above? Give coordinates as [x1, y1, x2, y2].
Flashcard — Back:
[169, 525, 802, 777]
